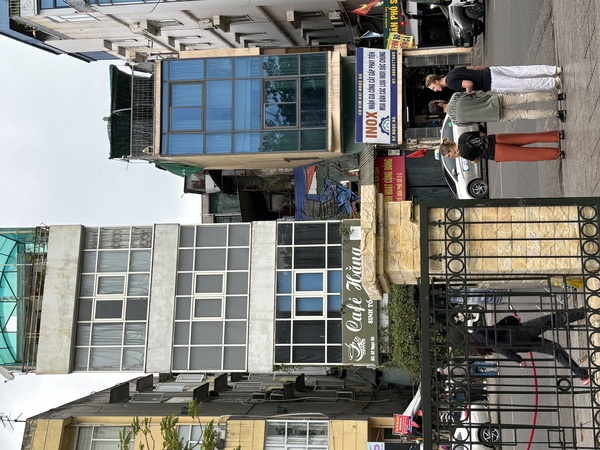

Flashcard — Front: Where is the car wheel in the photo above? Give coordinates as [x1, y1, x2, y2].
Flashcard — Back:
[478, 424, 501, 446]
[468, 179, 488, 198]
[471, 19, 485, 36]
[465, 2, 485, 19]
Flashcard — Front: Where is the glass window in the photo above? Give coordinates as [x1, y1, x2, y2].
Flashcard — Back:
[167, 59, 204, 81]
[296, 273, 323, 291]
[95, 300, 123, 319]
[161, 54, 327, 155]
[194, 298, 222, 318]
[206, 81, 233, 131]
[75, 227, 152, 371]
[174, 223, 250, 372]
[97, 276, 125, 295]
[195, 274, 223, 293]
[275, 221, 342, 365]
[76, 426, 131, 450]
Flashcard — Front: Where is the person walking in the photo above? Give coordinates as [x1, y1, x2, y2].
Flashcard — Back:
[425, 65, 562, 93]
[439, 129, 564, 162]
[428, 90, 566, 126]
[448, 308, 590, 385]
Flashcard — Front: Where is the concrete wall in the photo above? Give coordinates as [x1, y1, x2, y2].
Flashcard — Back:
[247, 221, 276, 373]
[37, 225, 83, 374]
[146, 224, 179, 373]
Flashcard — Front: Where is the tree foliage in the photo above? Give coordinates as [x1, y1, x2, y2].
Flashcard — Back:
[119, 399, 241, 450]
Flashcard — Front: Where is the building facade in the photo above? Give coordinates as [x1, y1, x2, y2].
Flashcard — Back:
[36, 220, 380, 375]
[22, 374, 416, 450]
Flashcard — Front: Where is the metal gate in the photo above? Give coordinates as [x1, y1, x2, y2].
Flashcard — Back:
[419, 198, 600, 449]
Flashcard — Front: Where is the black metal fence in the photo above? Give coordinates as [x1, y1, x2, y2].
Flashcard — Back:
[419, 198, 600, 449]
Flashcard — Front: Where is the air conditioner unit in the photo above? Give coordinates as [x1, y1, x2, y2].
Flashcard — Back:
[251, 392, 268, 401]
[130, 24, 144, 34]
[328, 11, 345, 27]
[269, 390, 285, 401]
[336, 390, 355, 400]
[406, 138, 418, 145]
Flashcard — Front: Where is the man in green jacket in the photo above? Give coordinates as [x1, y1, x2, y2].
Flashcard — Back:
[428, 91, 565, 126]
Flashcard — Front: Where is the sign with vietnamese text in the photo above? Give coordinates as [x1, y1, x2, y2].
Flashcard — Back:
[393, 414, 413, 435]
[375, 156, 406, 201]
[342, 219, 379, 365]
[355, 48, 398, 144]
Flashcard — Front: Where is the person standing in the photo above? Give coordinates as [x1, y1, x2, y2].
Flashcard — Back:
[447, 308, 590, 385]
[425, 65, 562, 93]
[428, 91, 566, 126]
[439, 129, 564, 162]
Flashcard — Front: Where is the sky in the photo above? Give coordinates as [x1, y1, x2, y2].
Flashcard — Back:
[0, 35, 202, 449]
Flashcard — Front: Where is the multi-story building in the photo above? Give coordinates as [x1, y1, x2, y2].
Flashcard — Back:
[22, 374, 417, 450]
[1, 0, 360, 62]
[36, 220, 382, 375]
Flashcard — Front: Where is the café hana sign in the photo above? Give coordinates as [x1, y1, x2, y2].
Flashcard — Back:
[355, 48, 399, 144]
[341, 220, 379, 365]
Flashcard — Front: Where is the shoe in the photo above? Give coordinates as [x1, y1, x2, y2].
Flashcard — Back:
[582, 370, 590, 386]
[556, 66, 563, 75]
[557, 93, 566, 101]
[559, 130, 565, 139]
[555, 76, 563, 91]
[557, 110, 566, 122]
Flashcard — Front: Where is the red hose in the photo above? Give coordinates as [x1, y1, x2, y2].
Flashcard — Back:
[511, 309, 538, 450]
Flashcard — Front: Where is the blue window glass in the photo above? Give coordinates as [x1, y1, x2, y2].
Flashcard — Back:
[171, 84, 202, 106]
[171, 108, 202, 131]
[327, 270, 342, 291]
[234, 133, 260, 153]
[327, 295, 342, 318]
[234, 79, 261, 130]
[276, 296, 292, 318]
[162, 83, 169, 133]
[262, 55, 299, 76]
[277, 271, 292, 294]
[301, 129, 327, 151]
[40, 0, 55, 8]
[296, 297, 323, 316]
[206, 81, 232, 131]
[167, 134, 204, 155]
[205, 133, 232, 154]
[262, 131, 299, 152]
[207, 58, 232, 79]
[169, 60, 204, 81]
[235, 57, 261, 78]
[296, 273, 323, 291]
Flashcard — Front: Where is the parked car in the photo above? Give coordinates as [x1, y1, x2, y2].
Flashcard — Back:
[406, 0, 485, 47]
[452, 401, 501, 449]
[437, 114, 489, 199]
[439, 1, 485, 47]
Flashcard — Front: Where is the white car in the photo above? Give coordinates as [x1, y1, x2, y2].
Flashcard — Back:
[438, 114, 489, 199]
[452, 402, 500, 449]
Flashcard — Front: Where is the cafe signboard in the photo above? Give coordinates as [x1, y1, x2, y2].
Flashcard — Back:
[341, 219, 379, 365]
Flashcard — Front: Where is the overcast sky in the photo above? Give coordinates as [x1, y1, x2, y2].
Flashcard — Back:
[0, 35, 202, 449]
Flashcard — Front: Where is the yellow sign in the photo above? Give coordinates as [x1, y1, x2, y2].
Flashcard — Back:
[386, 33, 416, 49]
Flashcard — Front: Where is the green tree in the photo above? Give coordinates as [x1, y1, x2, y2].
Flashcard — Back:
[119, 399, 241, 450]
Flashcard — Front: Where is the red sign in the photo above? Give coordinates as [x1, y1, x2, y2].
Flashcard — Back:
[375, 156, 406, 201]
[393, 414, 412, 435]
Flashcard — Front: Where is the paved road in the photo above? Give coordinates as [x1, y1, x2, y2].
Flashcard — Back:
[480, 0, 600, 199]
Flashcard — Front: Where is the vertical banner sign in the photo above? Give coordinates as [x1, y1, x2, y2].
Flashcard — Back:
[374, 156, 406, 201]
[383, 0, 402, 48]
[341, 219, 379, 365]
[356, 48, 398, 144]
